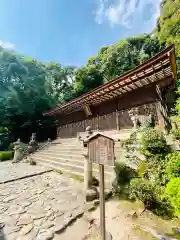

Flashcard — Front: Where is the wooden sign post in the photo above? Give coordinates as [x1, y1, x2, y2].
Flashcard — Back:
[87, 133, 115, 240]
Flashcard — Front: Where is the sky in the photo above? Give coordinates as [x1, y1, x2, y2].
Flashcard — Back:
[0, 0, 161, 67]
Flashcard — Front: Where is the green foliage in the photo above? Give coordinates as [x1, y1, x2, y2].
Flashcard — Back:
[142, 117, 156, 129]
[138, 160, 148, 178]
[114, 162, 137, 185]
[153, 185, 174, 218]
[129, 178, 156, 209]
[113, 162, 137, 193]
[7, 143, 14, 151]
[0, 127, 11, 151]
[157, 0, 180, 56]
[140, 128, 170, 156]
[166, 177, 180, 216]
[74, 65, 104, 96]
[171, 128, 180, 141]
[129, 178, 173, 216]
[0, 47, 74, 143]
[0, 151, 14, 161]
[165, 152, 180, 178]
[120, 131, 137, 151]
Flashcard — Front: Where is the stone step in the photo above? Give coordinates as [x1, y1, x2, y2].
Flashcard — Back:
[34, 150, 123, 161]
[36, 160, 113, 189]
[38, 141, 123, 150]
[34, 155, 84, 166]
[34, 157, 114, 175]
[35, 149, 123, 157]
[35, 157, 85, 174]
[34, 151, 85, 159]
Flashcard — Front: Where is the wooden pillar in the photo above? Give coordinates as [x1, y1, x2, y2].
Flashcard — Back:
[116, 110, 120, 131]
[156, 85, 171, 132]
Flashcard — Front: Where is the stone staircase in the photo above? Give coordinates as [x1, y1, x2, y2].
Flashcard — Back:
[31, 129, 133, 188]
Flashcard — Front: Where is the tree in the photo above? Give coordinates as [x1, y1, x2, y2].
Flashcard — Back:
[157, 0, 180, 56]
[74, 65, 104, 96]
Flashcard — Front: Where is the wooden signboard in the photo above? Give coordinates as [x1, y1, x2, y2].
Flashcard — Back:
[88, 134, 115, 166]
[86, 133, 115, 240]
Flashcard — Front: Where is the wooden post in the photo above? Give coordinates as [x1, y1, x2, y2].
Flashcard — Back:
[99, 164, 106, 240]
[86, 133, 115, 239]
[156, 85, 171, 132]
[116, 110, 120, 131]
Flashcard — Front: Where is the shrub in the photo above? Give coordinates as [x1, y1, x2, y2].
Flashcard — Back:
[7, 143, 14, 151]
[165, 152, 180, 179]
[138, 160, 148, 178]
[140, 128, 170, 156]
[113, 162, 137, 193]
[142, 116, 155, 129]
[145, 156, 169, 186]
[120, 131, 137, 151]
[171, 128, 180, 141]
[129, 178, 156, 209]
[0, 151, 14, 161]
[153, 185, 174, 218]
[165, 178, 180, 216]
[114, 162, 137, 185]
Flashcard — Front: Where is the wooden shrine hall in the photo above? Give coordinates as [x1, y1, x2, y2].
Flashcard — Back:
[44, 45, 177, 138]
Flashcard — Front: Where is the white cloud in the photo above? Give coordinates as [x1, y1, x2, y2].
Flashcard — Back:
[0, 40, 15, 50]
[94, 0, 106, 24]
[94, 0, 161, 31]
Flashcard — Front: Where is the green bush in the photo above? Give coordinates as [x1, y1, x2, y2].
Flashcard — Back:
[113, 162, 137, 193]
[114, 162, 137, 185]
[171, 128, 180, 141]
[138, 160, 148, 178]
[165, 177, 180, 216]
[142, 116, 155, 129]
[165, 152, 180, 179]
[0, 151, 14, 161]
[129, 178, 156, 209]
[120, 131, 137, 151]
[153, 185, 174, 218]
[140, 128, 170, 156]
[7, 143, 14, 151]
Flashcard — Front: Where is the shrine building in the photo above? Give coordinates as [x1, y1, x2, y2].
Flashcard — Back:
[44, 45, 177, 138]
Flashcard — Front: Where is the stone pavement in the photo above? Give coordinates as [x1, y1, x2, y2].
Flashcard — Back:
[0, 162, 85, 240]
[0, 162, 52, 184]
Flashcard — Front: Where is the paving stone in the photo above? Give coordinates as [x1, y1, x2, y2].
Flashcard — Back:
[17, 215, 33, 226]
[4, 225, 21, 235]
[36, 230, 54, 240]
[46, 210, 54, 218]
[21, 202, 32, 208]
[3, 216, 18, 226]
[19, 224, 33, 235]
[32, 214, 45, 220]
[34, 219, 43, 226]
[3, 195, 18, 203]
[27, 227, 39, 239]
[40, 222, 54, 230]
[48, 215, 55, 221]
[0, 163, 85, 239]
[55, 210, 64, 218]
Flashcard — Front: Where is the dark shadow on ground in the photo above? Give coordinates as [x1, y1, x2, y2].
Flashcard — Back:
[0, 228, 6, 240]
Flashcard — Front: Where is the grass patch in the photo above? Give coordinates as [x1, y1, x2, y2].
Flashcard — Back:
[56, 170, 63, 175]
[0, 151, 14, 161]
[55, 169, 83, 182]
[133, 226, 159, 240]
[118, 199, 144, 211]
[70, 173, 83, 182]
[165, 232, 180, 240]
